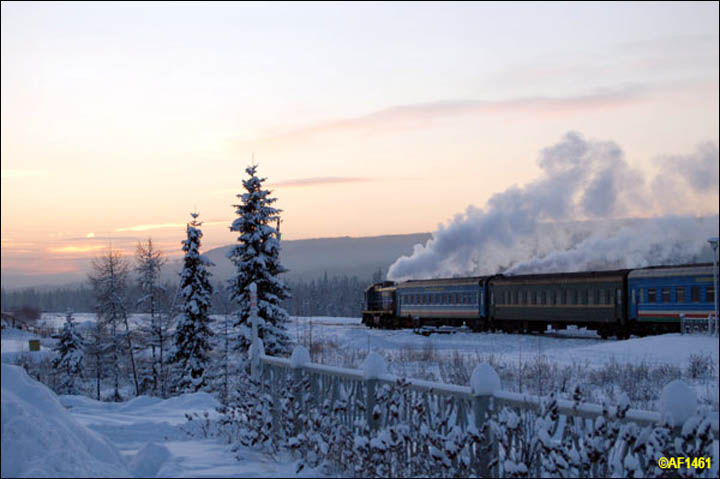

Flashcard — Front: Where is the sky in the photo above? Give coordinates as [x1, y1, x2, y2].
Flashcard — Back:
[1, 1, 718, 286]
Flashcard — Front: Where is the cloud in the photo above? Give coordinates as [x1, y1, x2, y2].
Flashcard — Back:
[48, 245, 107, 254]
[268, 177, 375, 188]
[241, 84, 649, 145]
[1, 169, 49, 179]
[115, 223, 187, 232]
[115, 220, 229, 232]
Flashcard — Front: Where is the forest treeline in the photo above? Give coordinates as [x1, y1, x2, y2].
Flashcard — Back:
[1, 270, 379, 318]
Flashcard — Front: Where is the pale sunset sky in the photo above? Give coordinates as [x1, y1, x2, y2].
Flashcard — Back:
[1, 2, 718, 284]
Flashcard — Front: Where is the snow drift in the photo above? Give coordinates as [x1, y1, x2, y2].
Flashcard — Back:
[1, 363, 130, 478]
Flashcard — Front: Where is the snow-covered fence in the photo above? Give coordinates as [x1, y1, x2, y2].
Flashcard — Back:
[681, 313, 719, 336]
[254, 349, 718, 475]
[245, 285, 718, 477]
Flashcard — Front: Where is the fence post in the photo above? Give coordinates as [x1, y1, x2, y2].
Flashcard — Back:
[367, 379, 378, 431]
[361, 352, 387, 433]
[660, 379, 697, 427]
[471, 363, 501, 478]
[291, 346, 311, 435]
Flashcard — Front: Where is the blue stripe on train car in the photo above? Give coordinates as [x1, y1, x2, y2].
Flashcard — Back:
[628, 264, 714, 323]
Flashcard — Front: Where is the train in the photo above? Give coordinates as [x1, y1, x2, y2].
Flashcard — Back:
[362, 263, 716, 338]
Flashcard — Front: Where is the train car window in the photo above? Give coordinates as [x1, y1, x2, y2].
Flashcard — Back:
[630, 289, 635, 305]
[639, 288, 644, 303]
[647, 288, 656, 303]
[707, 286, 715, 304]
[661, 288, 670, 303]
[617, 289, 622, 305]
[691, 286, 700, 302]
[676, 287, 685, 303]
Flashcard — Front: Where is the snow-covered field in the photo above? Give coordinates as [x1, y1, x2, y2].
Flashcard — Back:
[3, 314, 718, 477]
[289, 315, 718, 369]
[1, 363, 322, 478]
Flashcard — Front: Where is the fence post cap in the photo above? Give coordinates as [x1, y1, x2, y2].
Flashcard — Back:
[290, 345, 311, 368]
[660, 379, 697, 427]
[362, 352, 387, 380]
[471, 363, 501, 396]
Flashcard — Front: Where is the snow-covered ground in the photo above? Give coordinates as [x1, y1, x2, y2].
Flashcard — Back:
[2, 316, 719, 477]
[288, 316, 719, 369]
[1, 363, 321, 478]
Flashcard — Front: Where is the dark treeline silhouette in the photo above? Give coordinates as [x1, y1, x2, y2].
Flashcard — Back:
[2, 272, 376, 318]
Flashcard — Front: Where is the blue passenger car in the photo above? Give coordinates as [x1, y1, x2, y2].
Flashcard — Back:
[628, 264, 715, 333]
[395, 277, 487, 328]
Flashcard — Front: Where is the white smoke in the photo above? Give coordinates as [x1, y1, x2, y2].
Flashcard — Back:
[387, 132, 719, 281]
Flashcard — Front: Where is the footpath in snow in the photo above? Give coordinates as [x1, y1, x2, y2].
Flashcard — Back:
[1, 363, 319, 478]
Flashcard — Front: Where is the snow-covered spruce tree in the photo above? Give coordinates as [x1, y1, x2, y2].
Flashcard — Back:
[227, 164, 291, 356]
[135, 237, 166, 395]
[168, 212, 215, 393]
[51, 309, 85, 394]
[89, 247, 139, 400]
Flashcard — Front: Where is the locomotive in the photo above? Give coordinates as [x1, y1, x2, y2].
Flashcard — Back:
[362, 263, 716, 338]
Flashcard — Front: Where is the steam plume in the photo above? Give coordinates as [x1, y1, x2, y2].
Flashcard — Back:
[387, 132, 719, 281]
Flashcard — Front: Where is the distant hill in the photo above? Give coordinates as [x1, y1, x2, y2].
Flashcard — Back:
[203, 232, 432, 283]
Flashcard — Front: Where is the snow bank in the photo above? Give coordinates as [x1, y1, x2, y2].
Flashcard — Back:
[128, 442, 171, 478]
[1, 363, 129, 478]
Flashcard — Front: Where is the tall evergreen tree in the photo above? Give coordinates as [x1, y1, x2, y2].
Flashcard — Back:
[168, 212, 215, 393]
[227, 164, 291, 356]
[52, 309, 85, 394]
[135, 237, 166, 395]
